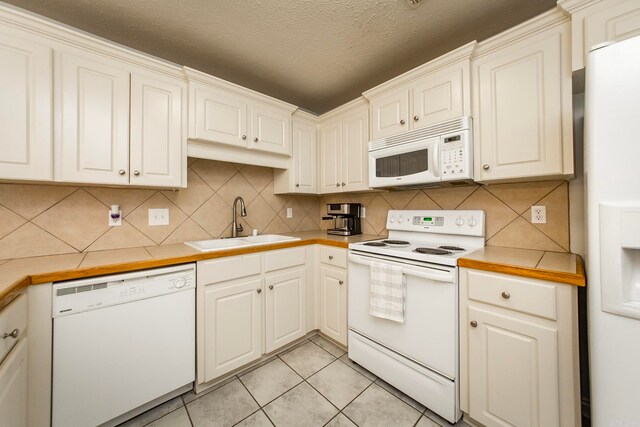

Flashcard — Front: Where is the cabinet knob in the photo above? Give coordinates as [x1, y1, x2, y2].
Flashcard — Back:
[339, 280, 344, 285]
[119, 169, 126, 175]
[256, 289, 262, 294]
[336, 183, 340, 187]
[342, 182, 345, 186]
[501, 291, 511, 299]
[483, 164, 490, 171]
[329, 255, 334, 260]
[470, 321, 478, 328]
[413, 116, 419, 121]
[2, 328, 19, 339]
[296, 183, 300, 187]
[133, 170, 140, 176]
[254, 137, 259, 142]
[400, 119, 406, 125]
[269, 285, 274, 290]
[242, 135, 247, 140]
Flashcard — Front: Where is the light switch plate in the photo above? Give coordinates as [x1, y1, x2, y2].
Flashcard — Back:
[149, 208, 170, 226]
[531, 205, 547, 224]
[286, 207, 293, 219]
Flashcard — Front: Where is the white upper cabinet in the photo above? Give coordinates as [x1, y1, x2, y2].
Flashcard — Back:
[365, 42, 475, 141]
[55, 50, 131, 185]
[130, 73, 186, 187]
[559, 0, 640, 70]
[318, 99, 369, 194]
[0, 28, 52, 182]
[192, 83, 248, 148]
[273, 112, 317, 194]
[250, 103, 290, 155]
[472, 9, 573, 182]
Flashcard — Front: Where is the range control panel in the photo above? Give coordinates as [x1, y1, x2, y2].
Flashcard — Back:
[387, 210, 485, 237]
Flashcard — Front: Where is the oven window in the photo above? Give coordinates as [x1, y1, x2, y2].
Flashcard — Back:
[375, 149, 428, 177]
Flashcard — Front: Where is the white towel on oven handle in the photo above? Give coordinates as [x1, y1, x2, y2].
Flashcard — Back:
[369, 261, 406, 323]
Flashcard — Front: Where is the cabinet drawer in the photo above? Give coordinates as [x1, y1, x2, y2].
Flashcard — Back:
[320, 246, 347, 268]
[0, 294, 27, 362]
[467, 269, 557, 320]
[264, 247, 306, 272]
[198, 254, 261, 285]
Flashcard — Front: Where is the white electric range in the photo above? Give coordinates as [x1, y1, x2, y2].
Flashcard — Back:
[347, 210, 485, 424]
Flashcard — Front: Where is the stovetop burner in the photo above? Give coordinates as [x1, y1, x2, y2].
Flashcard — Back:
[382, 239, 411, 246]
[414, 247, 452, 255]
[438, 245, 466, 251]
[363, 241, 387, 247]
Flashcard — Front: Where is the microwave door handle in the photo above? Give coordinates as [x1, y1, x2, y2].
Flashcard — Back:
[431, 141, 440, 177]
[348, 253, 454, 283]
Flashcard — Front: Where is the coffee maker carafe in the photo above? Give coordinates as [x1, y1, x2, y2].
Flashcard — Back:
[323, 203, 362, 236]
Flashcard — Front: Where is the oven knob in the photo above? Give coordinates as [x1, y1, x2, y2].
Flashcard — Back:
[174, 277, 186, 288]
[455, 218, 464, 227]
[468, 217, 477, 227]
[389, 216, 395, 223]
[398, 217, 404, 223]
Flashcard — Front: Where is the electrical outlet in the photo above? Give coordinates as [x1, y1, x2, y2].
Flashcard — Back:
[148, 208, 170, 226]
[531, 205, 547, 224]
[361, 207, 366, 218]
[286, 207, 293, 219]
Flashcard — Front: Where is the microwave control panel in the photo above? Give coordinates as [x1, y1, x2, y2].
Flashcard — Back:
[441, 132, 473, 181]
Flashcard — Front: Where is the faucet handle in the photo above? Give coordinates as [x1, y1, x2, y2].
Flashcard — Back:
[237, 223, 244, 232]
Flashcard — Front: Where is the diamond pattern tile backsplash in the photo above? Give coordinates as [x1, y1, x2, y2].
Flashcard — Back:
[0, 159, 322, 260]
[0, 158, 570, 260]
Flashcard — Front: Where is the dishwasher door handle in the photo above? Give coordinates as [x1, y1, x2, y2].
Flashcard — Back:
[348, 253, 454, 283]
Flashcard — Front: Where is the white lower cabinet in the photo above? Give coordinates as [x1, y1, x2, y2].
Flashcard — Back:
[0, 338, 29, 427]
[460, 268, 580, 427]
[197, 248, 307, 385]
[319, 265, 347, 346]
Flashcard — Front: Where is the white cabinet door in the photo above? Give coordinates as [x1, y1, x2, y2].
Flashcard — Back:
[250, 103, 291, 155]
[0, 31, 52, 181]
[473, 23, 571, 181]
[319, 119, 342, 193]
[467, 306, 560, 427]
[202, 278, 262, 382]
[342, 107, 369, 192]
[56, 51, 130, 184]
[370, 88, 409, 140]
[0, 338, 28, 427]
[319, 266, 347, 346]
[411, 64, 466, 129]
[265, 268, 306, 353]
[130, 73, 185, 187]
[293, 119, 317, 193]
[192, 85, 248, 148]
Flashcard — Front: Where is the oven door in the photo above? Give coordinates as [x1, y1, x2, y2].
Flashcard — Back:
[347, 251, 457, 379]
[368, 137, 440, 188]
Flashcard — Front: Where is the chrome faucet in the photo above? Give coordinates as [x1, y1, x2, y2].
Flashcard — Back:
[231, 196, 247, 238]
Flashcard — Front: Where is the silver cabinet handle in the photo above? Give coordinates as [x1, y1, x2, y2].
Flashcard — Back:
[342, 182, 345, 186]
[400, 119, 406, 125]
[501, 291, 511, 299]
[339, 280, 344, 285]
[133, 170, 140, 176]
[470, 321, 478, 328]
[256, 289, 262, 293]
[295, 184, 300, 187]
[336, 183, 340, 187]
[413, 116, 419, 121]
[483, 164, 490, 170]
[329, 255, 334, 260]
[269, 285, 274, 290]
[2, 328, 19, 339]
[254, 137, 259, 142]
[119, 169, 126, 175]
[242, 135, 247, 140]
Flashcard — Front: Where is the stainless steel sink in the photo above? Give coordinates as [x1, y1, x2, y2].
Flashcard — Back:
[184, 234, 300, 252]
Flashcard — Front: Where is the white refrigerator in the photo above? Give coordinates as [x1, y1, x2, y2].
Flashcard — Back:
[585, 35, 640, 425]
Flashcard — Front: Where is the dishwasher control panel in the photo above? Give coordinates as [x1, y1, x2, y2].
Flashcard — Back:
[52, 264, 195, 317]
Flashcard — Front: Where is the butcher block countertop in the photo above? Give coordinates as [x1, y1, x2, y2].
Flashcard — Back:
[459, 246, 586, 287]
[0, 231, 377, 310]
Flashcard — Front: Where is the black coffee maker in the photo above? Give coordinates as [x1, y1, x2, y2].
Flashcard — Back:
[323, 203, 362, 236]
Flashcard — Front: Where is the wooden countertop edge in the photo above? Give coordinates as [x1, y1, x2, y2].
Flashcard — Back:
[458, 255, 586, 287]
[0, 238, 353, 307]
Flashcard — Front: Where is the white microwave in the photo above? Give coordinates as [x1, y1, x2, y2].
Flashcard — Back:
[368, 117, 473, 188]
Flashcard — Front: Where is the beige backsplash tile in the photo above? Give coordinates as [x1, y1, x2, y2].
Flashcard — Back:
[0, 223, 77, 259]
[0, 184, 77, 220]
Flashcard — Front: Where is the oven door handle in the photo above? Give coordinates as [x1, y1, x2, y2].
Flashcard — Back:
[348, 253, 454, 283]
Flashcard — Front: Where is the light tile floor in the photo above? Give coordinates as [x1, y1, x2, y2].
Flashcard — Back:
[119, 335, 472, 427]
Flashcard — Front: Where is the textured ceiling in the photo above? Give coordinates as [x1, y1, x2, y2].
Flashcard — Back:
[5, 0, 557, 113]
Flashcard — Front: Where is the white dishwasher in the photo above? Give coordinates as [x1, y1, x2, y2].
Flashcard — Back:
[52, 264, 196, 427]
